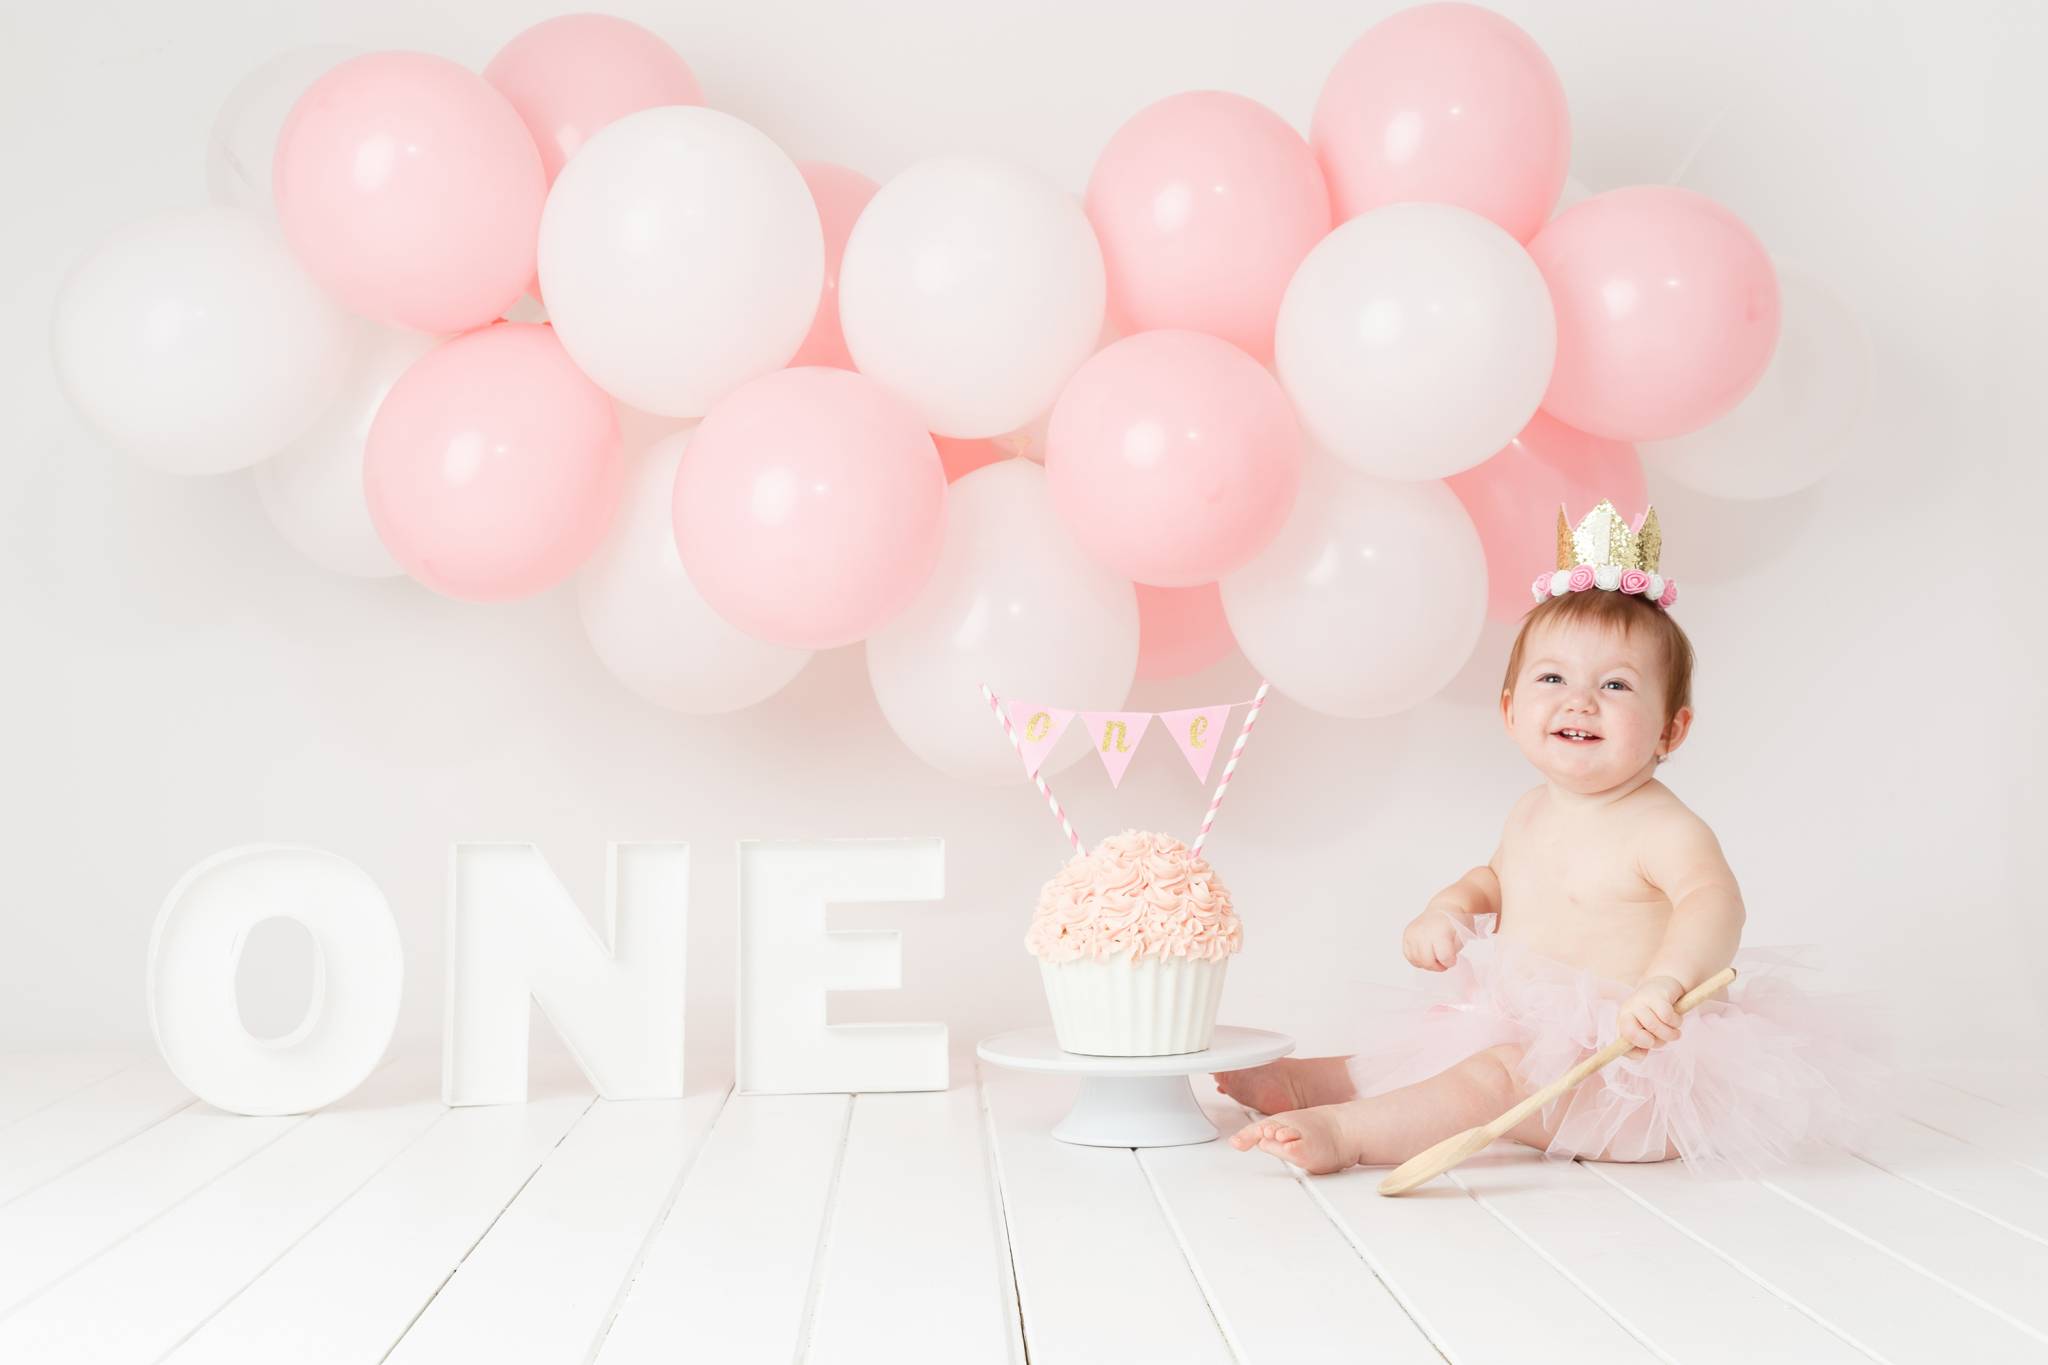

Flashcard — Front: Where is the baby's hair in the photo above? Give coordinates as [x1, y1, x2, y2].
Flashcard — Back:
[1501, 590, 1695, 724]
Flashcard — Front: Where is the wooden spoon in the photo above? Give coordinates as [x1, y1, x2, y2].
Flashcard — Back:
[1376, 966, 1737, 1196]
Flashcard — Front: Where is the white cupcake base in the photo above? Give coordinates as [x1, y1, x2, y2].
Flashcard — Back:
[1037, 955, 1231, 1056]
[976, 1025, 1295, 1147]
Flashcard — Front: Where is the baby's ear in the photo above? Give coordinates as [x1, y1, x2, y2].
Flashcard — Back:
[1498, 687, 1516, 732]
[1660, 706, 1696, 758]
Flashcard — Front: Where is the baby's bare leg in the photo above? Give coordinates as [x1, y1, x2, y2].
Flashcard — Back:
[1501, 1080, 1681, 1163]
[1212, 1056, 1357, 1114]
[1229, 1045, 1525, 1175]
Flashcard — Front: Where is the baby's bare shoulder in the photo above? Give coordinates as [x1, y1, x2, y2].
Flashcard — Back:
[1628, 783, 1733, 874]
[1627, 781, 1716, 836]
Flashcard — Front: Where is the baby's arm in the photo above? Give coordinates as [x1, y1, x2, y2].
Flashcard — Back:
[1622, 813, 1746, 1046]
[1402, 861, 1501, 970]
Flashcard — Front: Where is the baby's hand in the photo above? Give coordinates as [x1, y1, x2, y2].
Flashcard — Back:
[1401, 907, 1464, 972]
[1618, 976, 1686, 1049]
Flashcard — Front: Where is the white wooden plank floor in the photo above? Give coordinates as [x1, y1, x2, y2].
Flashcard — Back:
[2, 1050, 2044, 1364]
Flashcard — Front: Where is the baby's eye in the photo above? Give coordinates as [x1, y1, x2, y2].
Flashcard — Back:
[1536, 672, 1563, 684]
[1602, 679, 1632, 691]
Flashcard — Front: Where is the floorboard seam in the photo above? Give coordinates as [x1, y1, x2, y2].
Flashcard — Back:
[1131, 1146, 1245, 1364]
[0, 1055, 133, 1135]
[977, 1065, 1034, 1365]
[372, 1087, 604, 1365]
[1446, 1166, 1679, 1364]
[1576, 1162, 1892, 1364]
[1756, 1176, 2048, 1347]
[0, 1111, 310, 1323]
[152, 1088, 453, 1364]
[0, 1074, 198, 1210]
[971, 1069, 1030, 1365]
[1218, 1094, 1452, 1365]
[1833, 1141, 2048, 1249]
[575, 1081, 737, 1364]
[1896, 1111, 2048, 1183]
[792, 1094, 858, 1364]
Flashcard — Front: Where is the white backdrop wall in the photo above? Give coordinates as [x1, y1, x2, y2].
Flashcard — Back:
[5, 0, 2043, 1071]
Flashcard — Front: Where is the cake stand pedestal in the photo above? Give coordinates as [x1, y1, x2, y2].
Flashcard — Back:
[976, 1026, 1295, 1148]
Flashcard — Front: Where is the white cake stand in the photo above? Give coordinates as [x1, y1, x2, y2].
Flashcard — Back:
[977, 1026, 1295, 1148]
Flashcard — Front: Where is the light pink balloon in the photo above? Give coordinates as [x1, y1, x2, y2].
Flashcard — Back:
[673, 367, 946, 650]
[1444, 412, 1646, 623]
[1086, 92, 1330, 363]
[789, 163, 880, 370]
[365, 323, 623, 600]
[275, 52, 546, 333]
[1531, 186, 1780, 442]
[484, 15, 702, 185]
[1136, 583, 1236, 681]
[1047, 330, 1302, 588]
[1312, 3, 1568, 243]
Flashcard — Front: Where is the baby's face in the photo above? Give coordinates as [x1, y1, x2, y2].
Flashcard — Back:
[1502, 619, 1688, 793]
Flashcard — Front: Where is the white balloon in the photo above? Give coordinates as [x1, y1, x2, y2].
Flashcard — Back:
[52, 208, 357, 476]
[255, 328, 436, 577]
[578, 434, 812, 714]
[840, 155, 1105, 439]
[867, 461, 1137, 783]
[538, 107, 823, 417]
[1221, 459, 1486, 718]
[206, 45, 361, 215]
[1641, 263, 1870, 500]
[1275, 203, 1555, 481]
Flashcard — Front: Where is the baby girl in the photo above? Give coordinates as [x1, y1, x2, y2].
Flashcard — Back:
[1219, 503, 1857, 1178]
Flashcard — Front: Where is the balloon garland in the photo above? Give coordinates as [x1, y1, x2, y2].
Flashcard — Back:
[51, 5, 1862, 782]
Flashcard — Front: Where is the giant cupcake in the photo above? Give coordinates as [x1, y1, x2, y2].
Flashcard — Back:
[1027, 829, 1242, 1056]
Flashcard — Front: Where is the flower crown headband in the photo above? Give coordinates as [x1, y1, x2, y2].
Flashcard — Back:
[1531, 500, 1678, 611]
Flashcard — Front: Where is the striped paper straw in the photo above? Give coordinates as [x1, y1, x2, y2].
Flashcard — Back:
[1190, 680, 1271, 858]
[982, 684, 1086, 858]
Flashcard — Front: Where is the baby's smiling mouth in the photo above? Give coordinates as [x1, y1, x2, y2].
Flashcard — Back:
[1551, 727, 1603, 743]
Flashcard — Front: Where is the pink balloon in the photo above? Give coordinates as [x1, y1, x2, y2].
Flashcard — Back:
[789, 163, 880, 370]
[366, 323, 623, 600]
[1312, 3, 1568, 243]
[674, 367, 946, 650]
[1047, 330, 1302, 588]
[1086, 92, 1330, 363]
[1444, 412, 1646, 623]
[484, 15, 702, 185]
[275, 53, 546, 333]
[1136, 583, 1236, 681]
[1530, 186, 1781, 442]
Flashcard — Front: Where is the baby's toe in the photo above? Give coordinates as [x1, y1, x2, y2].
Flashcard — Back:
[1255, 1131, 1303, 1162]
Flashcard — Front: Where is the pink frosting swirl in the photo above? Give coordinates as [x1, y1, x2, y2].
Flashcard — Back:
[1657, 578, 1679, 608]
[1567, 565, 1596, 592]
[1619, 568, 1651, 595]
[1026, 829, 1241, 964]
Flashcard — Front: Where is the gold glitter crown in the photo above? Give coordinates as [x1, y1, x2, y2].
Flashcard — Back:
[1554, 500, 1662, 574]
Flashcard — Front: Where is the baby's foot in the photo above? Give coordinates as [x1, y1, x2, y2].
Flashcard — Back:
[1227, 1100, 1368, 1176]
[1212, 1056, 1355, 1114]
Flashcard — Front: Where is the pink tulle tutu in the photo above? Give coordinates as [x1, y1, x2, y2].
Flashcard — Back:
[1345, 918, 1876, 1178]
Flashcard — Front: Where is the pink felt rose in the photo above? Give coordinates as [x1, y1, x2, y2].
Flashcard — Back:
[1531, 572, 1553, 601]
[1567, 565, 1596, 592]
[1619, 568, 1651, 595]
[1657, 578, 1679, 608]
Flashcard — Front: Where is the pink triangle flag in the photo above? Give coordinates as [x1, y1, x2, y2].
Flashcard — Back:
[1005, 702, 1075, 778]
[1080, 711, 1154, 788]
[1159, 705, 1234, 784]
